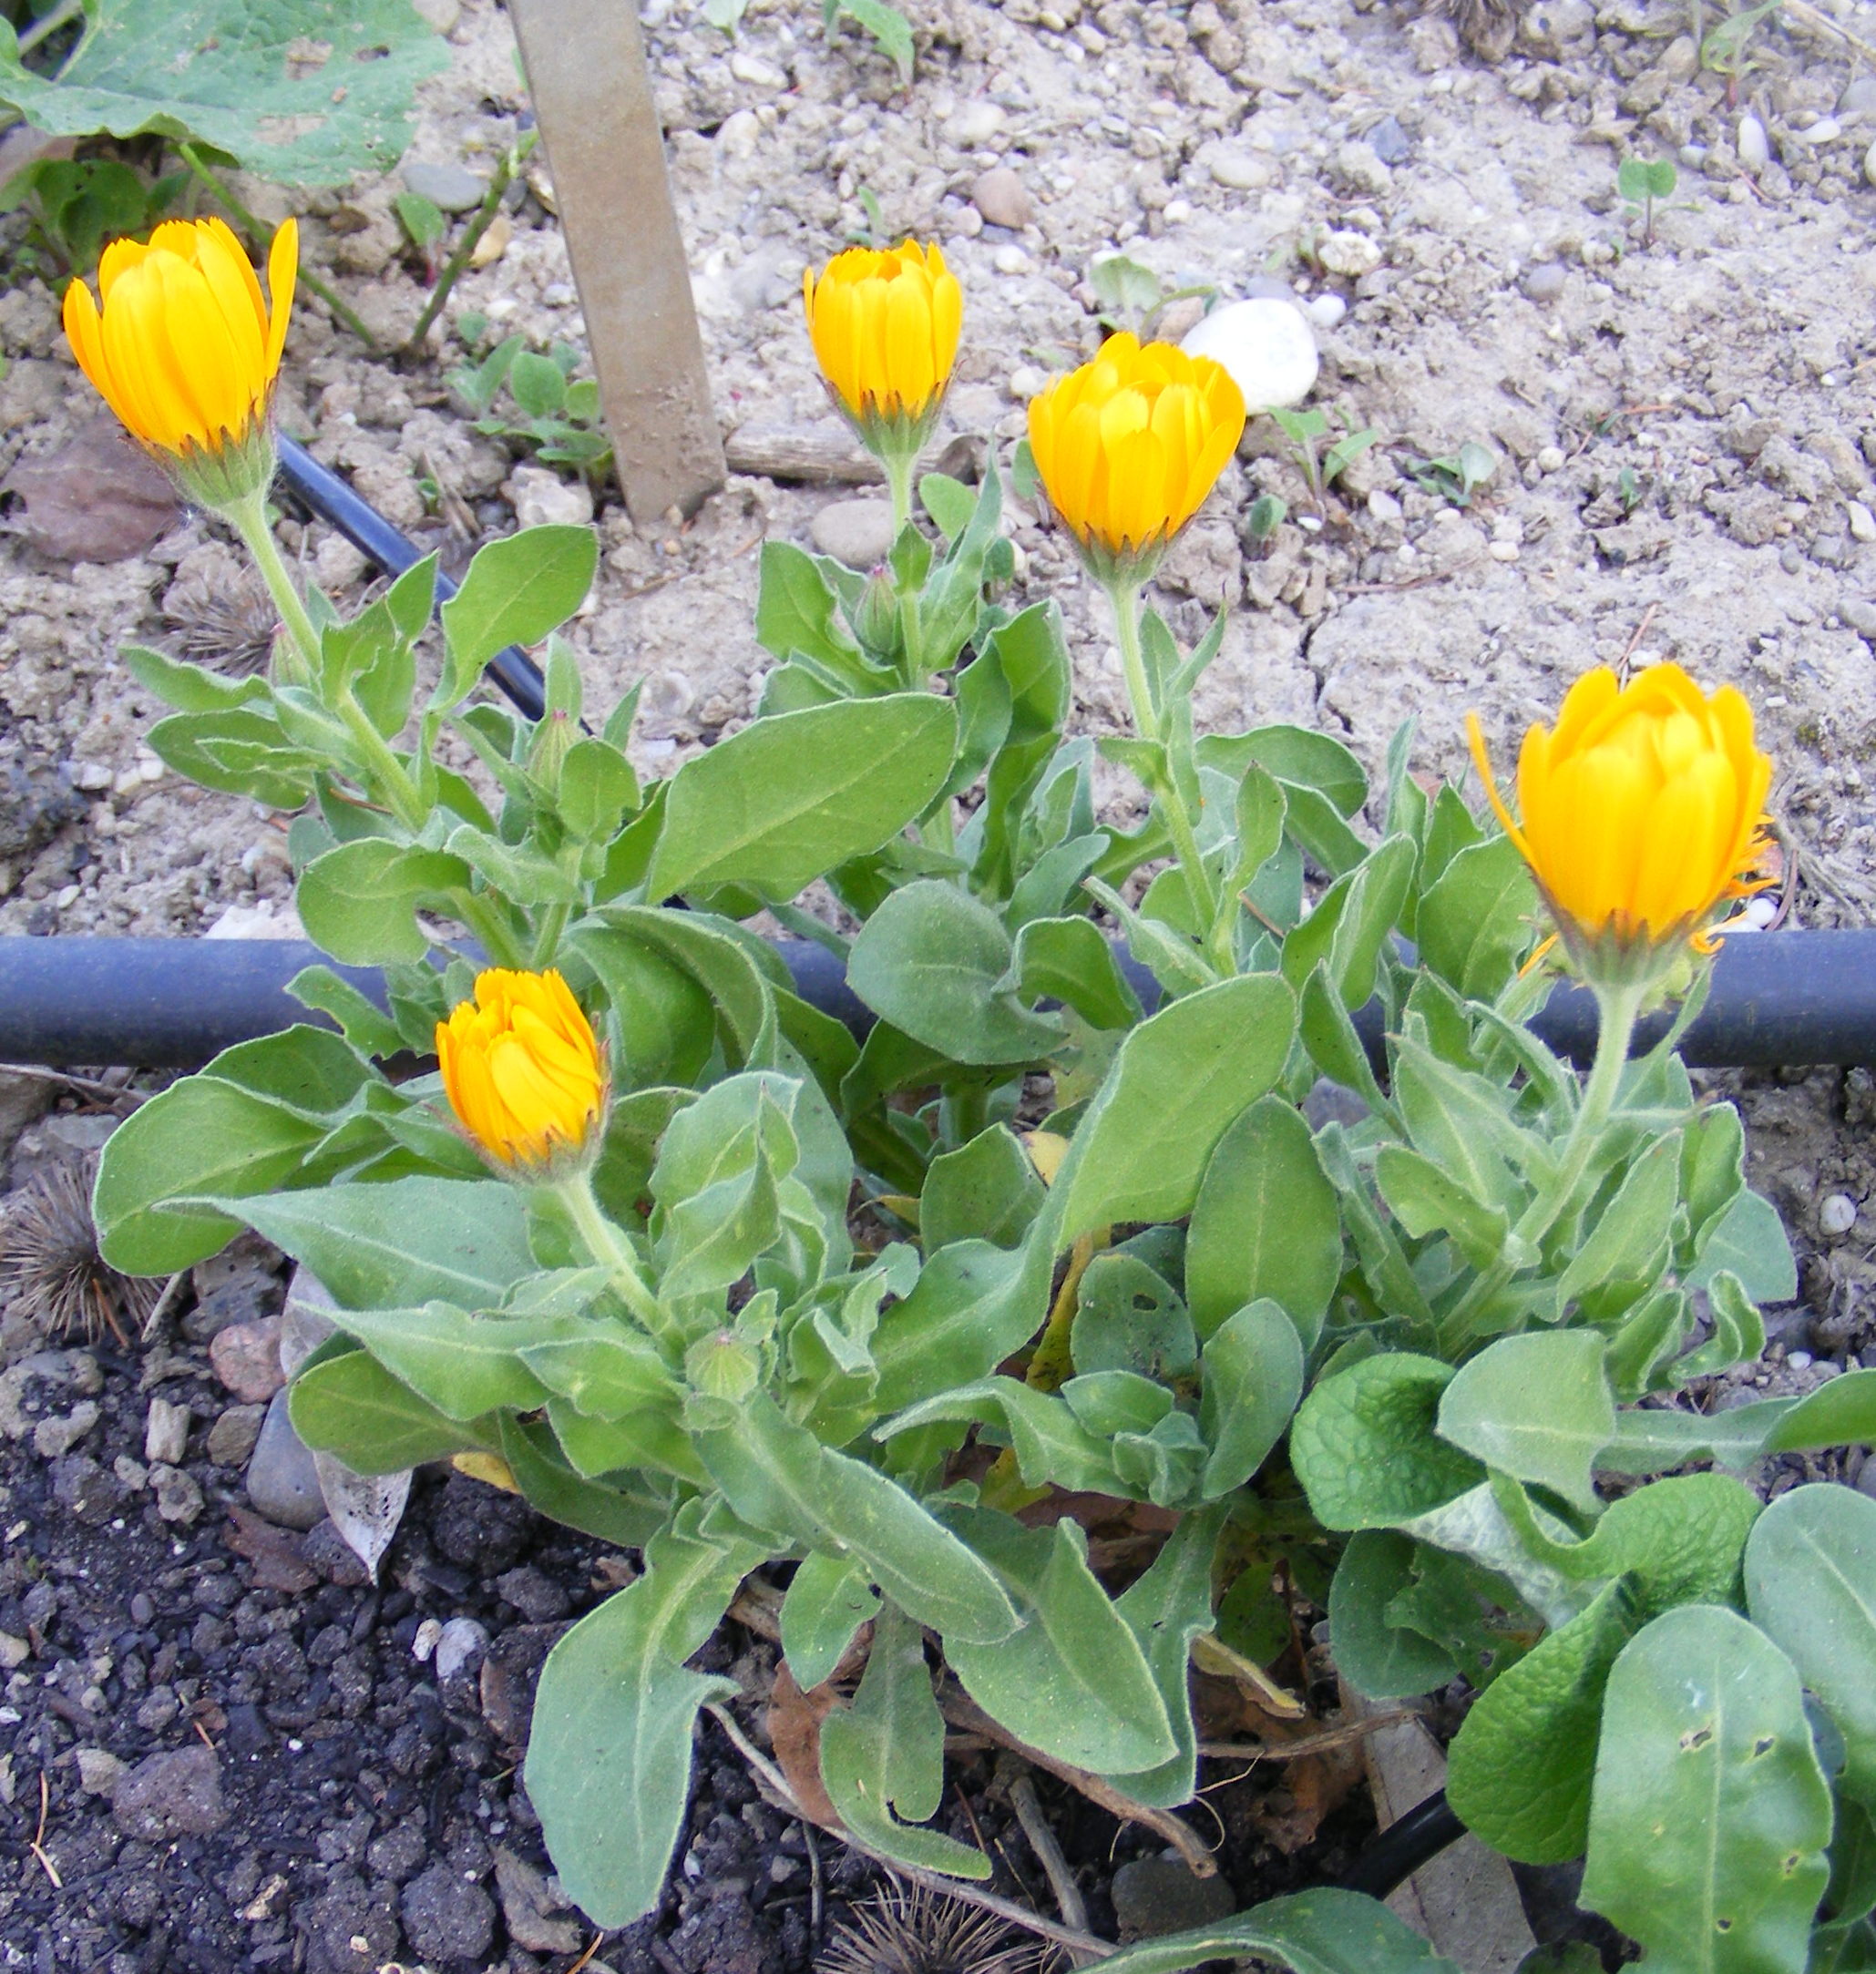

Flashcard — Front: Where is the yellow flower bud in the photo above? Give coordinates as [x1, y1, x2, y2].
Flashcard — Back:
[436, 967, 608, 1176]
[63, 216, 297, 511]
[1026, 332, 1246, 585]
[1467, 664, 1773, 981]
[803, 239, 962, 460]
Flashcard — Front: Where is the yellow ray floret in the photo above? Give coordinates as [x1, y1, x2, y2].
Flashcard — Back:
[63, 216, 297, 461]
[803, 239, 963, 426]
[436, 967, 608, 1175]
[1467, 663, 1773, 960]
[1027, 332, 1246, 573]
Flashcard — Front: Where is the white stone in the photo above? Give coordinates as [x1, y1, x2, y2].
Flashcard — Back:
[412, 1617, 443, 1663]
[1865, 138, 1876, 189]
[435, 1617, 490, 1684]
[1317, 230, 1382, 279]
[728, 51, 785, 89]
[1007, 364, 1046, 401]
[947, 101, 1005, 148]
[1738, 115, 1769, 171]
[992, 243, 1030, 275]
[76, 1748, 125, 1795]
[1536, 445, 1566, 474]
[717, 109, 761, 160]
[1307, 292, 1347, 330]
[1367, 489, 1404, 525]
[1794, 118, 1840, 145]
[144, 1398, 190, 1468]
[1181, 298, 1318, 414]
[504, 464, 595, 530]
[1787, 1350, 1815, 1370]
[1847, 499, 1876, 543]
[1821, 1193, 1859, 1237]
[1208, 147, 1273, 191]
[1487, 540, 1521, 562]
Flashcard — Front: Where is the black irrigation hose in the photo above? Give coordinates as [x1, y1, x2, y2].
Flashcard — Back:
[8, 930, 1876, 1069]
[1336, 1789, 1467, 1898]
[274, 434, 548, 721]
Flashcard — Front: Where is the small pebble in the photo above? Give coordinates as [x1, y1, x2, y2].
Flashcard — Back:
[245, 1389, 326, 1531]
[1487, 540, 1521, 562]
[992, 243, 1031, 275]
[946, 100, 1005, 148]
[1317, 230, 1381, 278]
[1522, 261, 1567, 303]
[1208, 147, 1273, 191]
[205, 1404, 263, 1468]
[401, 158, 487, 214]
[1847, 500, 1876, 544]
[809, 496, 897, 568]
[112, 1746, 225, 1840]
[1738, 115, 1769, 171]
[1182, 297, 1318, 413]
[1307, 292, 1347, 330]
[1865, 138, 1876, 189]
[435, 1616, 490, 1685]
[1007, 363, 1046, 401]
[144, 1396, 190, 1467]
[76, 1748, 125, 1795]
[412, 1617, 444, 1663]
[1794, 118, 1840, 146]
[1787, 1350, 1815, 1371]
[727, 49, 785, 89]
[971, 166, 1032, 230]
[1840, 75, 1876, 120]
[210, 1315, 284, 1406]
[1821, 1193, 1859, 1237]
[1536, 445, 1566, 473]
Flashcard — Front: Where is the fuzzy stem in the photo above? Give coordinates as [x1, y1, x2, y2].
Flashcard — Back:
[884, 448, 915, 539]
[229, 491, 322, 683]
[557, 1168, 675, 1351]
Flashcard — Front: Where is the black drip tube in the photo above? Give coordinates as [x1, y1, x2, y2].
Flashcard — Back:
[5, 930, 1874, 1070]
[1336, 1789, 1467, 1897]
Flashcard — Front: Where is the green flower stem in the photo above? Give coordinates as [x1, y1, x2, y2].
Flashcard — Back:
[334, 690, 430, 836]
[450, 889, 530, 973]
[1436, 977, 1644, 1353]
[557, 1169, 678, 1353]
[884, 448, 916, 538]
[529, 898, 572, 970]
[229, 491, 322, 684]
[405, 132, 536, 355]
[1106, 579, 1225, 970]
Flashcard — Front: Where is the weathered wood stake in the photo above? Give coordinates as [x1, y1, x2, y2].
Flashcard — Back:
[507, 0, 724, 522]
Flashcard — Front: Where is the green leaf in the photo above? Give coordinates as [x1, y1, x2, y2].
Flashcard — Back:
[1686, 1189, 1798, 1304]
[436, 525, 598, 708]
[920, 1125, 1044, 1253]
[123, 644, 268, 713]
[939, 1506, 1177, 1775]
[498, 1414, 674, 1549]
[1374, 1142, 1510, 1273]
[918, 473, 977, 540]
[846, 879, 1062, 1067]
[1199, 1299, 1305, 1498]
[1416, 835, 1536, 1001]
[317, 1301, 556, 1419]
[649, 697, 957, 899]
[145, 707, 317, 809]
[1186, 1096, 1340, 1349]
[1281, 835, 1415, 1011]
[818, 1602, 987, 1875]
[1746, 1483, 1876, 1808]
[287, 965, 405, 1060]
[1447, 1579, 1637, 1864]
[696, 1395, 1019, 1645]
[212, 1177, 538, 1310]
[1328, 1531, 1461, 1701]
[1071, 1253, 1197, 1381]
[0, 0, 450, 189]
[558, 737, 640, 843]
[525, 1504, 766, 1928]
[1558, 1131, 1683, 1316]
[295, 838, 473, 966]
[1580, 1605, 1831, 1974]
[1004, 915, 1143, 1031]
[1057, 973, 1297, 1247]
[1201, 726, 1368, 816]
[1292, 1355, 1484, 1531]
[1088, 1887, 1463, 1974]
[780, 1551, 880, 1691]
[869, 1229, 1054, 1414]
[289, 1340, 490, 1472]
[1436, 1334, 1615, 1517]
[826, 0, 915, 85]
[572, 926, 716, 1090]
[94, 1074, 328, 1273]
[878, 1376, 1121, 1497]
[1765, 1367, 1876, 1454]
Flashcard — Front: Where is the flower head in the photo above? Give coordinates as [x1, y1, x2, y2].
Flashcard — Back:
[803, 240, 962, 459]
[1027, 332, 1246, 585]
[436, 967, 608, 1176]
[63, 216, 297, 508]
[1467, 664, 1773, 984]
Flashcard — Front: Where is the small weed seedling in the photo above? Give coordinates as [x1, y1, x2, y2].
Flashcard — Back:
[449, 321, 611, 481]
[1617, 155, 1677, 245]
[1245, 490, 1288, 550]
[0, 155, 185, 281]
[1696, 0, 1782, 82]
[1407, 440, 1499, 508]
[1269, 405, 1380, 512]
[822, 0, 915, 86]
[394, 189, 448, 280]
[1088, 253, 1218, 341]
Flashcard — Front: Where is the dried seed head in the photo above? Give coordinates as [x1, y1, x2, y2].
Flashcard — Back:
[817, 1877, 1055, 1974]
[1417, 0, 1522, 60]
[163, 568, 279, 675]
[0, 1154, 155, 1345]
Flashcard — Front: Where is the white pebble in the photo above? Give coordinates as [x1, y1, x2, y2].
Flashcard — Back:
[716, 109, 761, 160]
[1162, 198, 1193, 226]
[1317, 230, 1381, 278]
[1794, 118, 1840, 145]
[1007, 364, 1046, 401]
[1865, 138, 1876, 188]
[435, 1617, 490, 1684]
[992, 243, 1030, 275]
[1738, 114, 1769, 170]
[1307, 292, 1347, 330]
[1739, 895, 1778, 930]
[1487, 540, 1521, 562]
[1787, 1350, 1815, 1370]
[1536, 445, 1565, 474]
[1848, 499, 1876, 544]
[411, 1618, 443, 1663]
[1821, 1193, 1859, 1237]
[1367, 489, 1404, 524]
[1182, 297, 1318, 413]
[728, 51, 785, 89]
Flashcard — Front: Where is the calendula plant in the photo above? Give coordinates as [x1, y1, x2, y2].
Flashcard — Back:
[78, 220, 1876, 1972]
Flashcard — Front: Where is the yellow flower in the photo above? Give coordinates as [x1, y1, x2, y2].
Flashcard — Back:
[803, 240, 962, 456]
[1467, 664, 1772, 977]
[63, 216, 297, 506]
[1027, 332, 1246, 584]
[436, 968, 608, 1175]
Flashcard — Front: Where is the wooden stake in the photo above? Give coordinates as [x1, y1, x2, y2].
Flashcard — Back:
[507, 0, 724, 522]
